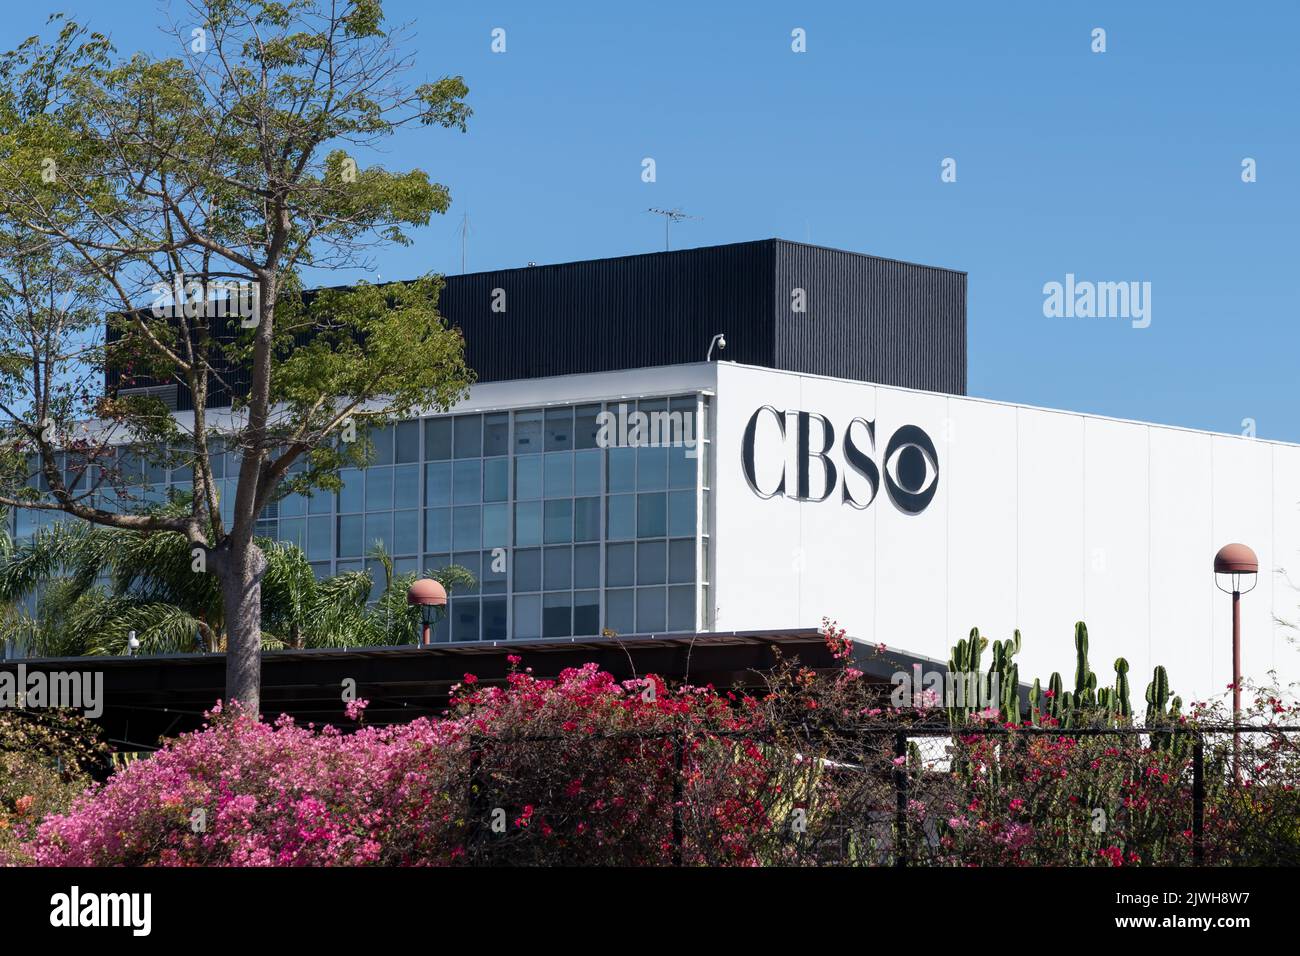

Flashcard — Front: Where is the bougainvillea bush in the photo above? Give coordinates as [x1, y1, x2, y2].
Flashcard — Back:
[16, 624, 1300, 866]
[0, 710, 109, 865]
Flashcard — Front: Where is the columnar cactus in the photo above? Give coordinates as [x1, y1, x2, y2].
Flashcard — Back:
[1113, 658, 1132, 720]
[944, 624, 1175, 734]
[1073, 622, 1096, 708]
[1145, 665, 1170, 726]
[946, 628, 987, 725]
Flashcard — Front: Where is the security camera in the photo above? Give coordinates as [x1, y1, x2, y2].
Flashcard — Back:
[707, 332, 727, 362]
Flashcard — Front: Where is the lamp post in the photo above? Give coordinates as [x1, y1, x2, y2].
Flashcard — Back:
[1214, 542, 1258, 782]
[406, 578, 448, 647]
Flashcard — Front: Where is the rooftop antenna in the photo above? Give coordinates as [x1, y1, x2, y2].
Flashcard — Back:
[647, 207, 702, 251]
[456, 213, 471, 274]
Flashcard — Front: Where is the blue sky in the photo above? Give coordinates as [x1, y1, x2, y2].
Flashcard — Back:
[3, 2, 1297, 439]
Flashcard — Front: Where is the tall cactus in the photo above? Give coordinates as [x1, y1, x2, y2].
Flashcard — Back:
[1113, 658, 1132, 720]
[945, 624, 1175, 734]
[1145, 665, 1170, 726]
[1073, 622, 1096, 708]
[1145, 665, 1186, 754]
[946, 628, 987, 725]
[990, 629, 1022, 723]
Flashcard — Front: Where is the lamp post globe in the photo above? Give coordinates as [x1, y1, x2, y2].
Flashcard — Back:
[407, 578, 448, 647]
[1213, 542, 1258, 783]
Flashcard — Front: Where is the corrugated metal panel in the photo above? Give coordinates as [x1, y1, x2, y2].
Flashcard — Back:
[772, 240, 966, 394]
[437, 240, 777, 382]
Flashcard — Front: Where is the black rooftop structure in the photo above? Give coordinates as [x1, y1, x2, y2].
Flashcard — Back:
[1, 630, 971, 751]
[107, 239, 966, 409]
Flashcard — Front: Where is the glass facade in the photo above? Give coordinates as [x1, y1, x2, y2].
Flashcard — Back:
[17, 393, 714, 643]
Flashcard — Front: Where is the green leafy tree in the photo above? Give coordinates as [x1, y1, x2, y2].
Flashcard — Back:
[0, 2, 474, 707]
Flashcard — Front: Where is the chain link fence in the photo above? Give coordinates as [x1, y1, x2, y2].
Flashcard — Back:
[460, 725, 1300, 866]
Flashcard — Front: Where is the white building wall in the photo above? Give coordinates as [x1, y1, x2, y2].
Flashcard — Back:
[713, 363, 1300, 708]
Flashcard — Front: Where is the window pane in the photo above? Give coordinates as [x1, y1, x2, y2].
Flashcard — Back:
[574, 449, 601, 496]
[482, 597, 508, 640]
[452, 505, 481, 549]
[433, 607, 450, 644]
[280, 493, 306, 517]
[573, 590, 599, 635]
[394, 464, 419, 509]
[543, 499, 572, 544]
[425, 462, 451, 507]
[365, 559, 386, 602]
[513, 594, 541, 638]
[543, 546, 572, 590]
[371, 426, 394, 466]
[606, 542, 635, 587]
[280, 517, 305, 550]
[637, 493, 667, 538]
[307, 516, 332, 561]
[393, 510, 419, 556]
[542, 592, 571, 637]
[365, 512, 393, 552]
[573, 497, 599, 542]
[450, 598, 480, 641]
[636, 587, 666, 632]
[452, 551, 481, 592]
[483, 413, 510, 457]
[454, 415, 482, 459]
[395, 420, 420, 464]
[668, 490, 695, 537]
[338, 468, 362, 513]
[452, 459, 481, 504]
[575, 404, 601, 450]
[483, 458, 508, 502]
[608, 447, 635, 492]
[668, 586, 695, 632]
[308, 490, 332, 515]
[481, 549, 508, 593]
[543, 452, 572, 498]
[668, 444, 696, 489]
[338, 514, 363, 557]
[425, 418, 452, 460]
[545, 407, 573, 451]
[513, 548, 541, 592]
[365, 467, 393, 511]
[574, 543, 600, 589]
[482, 503, 509, 548]
[513, 409, 543, 455]
[607, 494, 635, 540]
[514, 456, 542, 500]
[637, 540, 666, 585]
[514, 500, 541, 547]
[605, 589, 634, 635]
[668, 538, 695, 584]
[637, 446, 667, 491]
[425, 508, 451, 552]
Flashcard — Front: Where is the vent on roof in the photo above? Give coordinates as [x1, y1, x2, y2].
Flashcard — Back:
[117, 384, 179, 411]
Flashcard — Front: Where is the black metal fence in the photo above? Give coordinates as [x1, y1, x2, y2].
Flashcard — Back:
[460, 724, 1300, 866]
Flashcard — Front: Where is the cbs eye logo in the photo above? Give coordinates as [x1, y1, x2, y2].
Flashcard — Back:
[740, 407, 939, 515]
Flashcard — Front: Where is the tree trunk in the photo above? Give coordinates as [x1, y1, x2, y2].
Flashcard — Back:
[216, 541, 267, 714]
